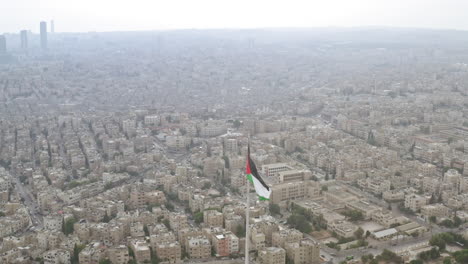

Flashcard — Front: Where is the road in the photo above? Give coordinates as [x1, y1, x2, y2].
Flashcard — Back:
[6, 169, 43, 228]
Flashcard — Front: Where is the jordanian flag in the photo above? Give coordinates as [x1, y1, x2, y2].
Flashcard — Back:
[246, 145, 271, 200]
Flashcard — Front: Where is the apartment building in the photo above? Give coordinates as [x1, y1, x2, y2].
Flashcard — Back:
[258, 247, 286, 264]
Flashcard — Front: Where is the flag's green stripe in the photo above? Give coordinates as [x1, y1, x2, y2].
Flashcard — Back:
[246, 174, 254, 183]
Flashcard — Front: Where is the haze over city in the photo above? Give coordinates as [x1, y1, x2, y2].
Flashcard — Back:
[2, 0, 468, 32]
[1, 1, 468, 264]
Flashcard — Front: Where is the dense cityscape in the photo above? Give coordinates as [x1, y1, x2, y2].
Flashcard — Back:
[1, 22, 468, 264]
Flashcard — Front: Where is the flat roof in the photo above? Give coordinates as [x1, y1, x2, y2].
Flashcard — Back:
[374, 228, 398, 238]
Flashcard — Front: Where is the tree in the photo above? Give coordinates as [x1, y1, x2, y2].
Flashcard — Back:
[453, 249, 468, 264]
[429, 216, 437, 223]
[287, 214, 312, 234]
[354, 227, 364, 240]
[440, 219, 455, 228]
[202, 182, 211, 190]
[375, 249, 404, 264]
[163, 219, 171, 230]
[443, 257, 452, 264]
[144, 224, 150, 236]
[367, 131, 377, 146]
[430, 233, 451, 251]
[99, 260, 112, 264]
[453, 216, 462, 227]
[194, 212, 203, 224]
[150, 247, 160, 264]
[72, 244, 86, 264]
[269, 204, 281, 216]
[321, 185, 328, 192]
[365, 230, 371, 238]
[419, 247, 440, 261]
[341, 210, 364, 222]
[236, 225, 245, 238]
[165, 202, 175, 212]
[102, 212, 111, 223]
[128, 246, 135, 259]
[361, 254, 374, 263]
[233, 120, 241, 128]
[63, 217, 77, 235]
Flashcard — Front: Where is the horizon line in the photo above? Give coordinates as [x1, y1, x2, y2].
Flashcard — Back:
[3, 25, 468, 35]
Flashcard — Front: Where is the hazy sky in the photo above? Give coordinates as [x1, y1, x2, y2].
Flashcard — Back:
[2, 0, 468, 33]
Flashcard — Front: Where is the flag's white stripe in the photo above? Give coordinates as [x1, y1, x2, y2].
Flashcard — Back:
[251, 175, 271, 199]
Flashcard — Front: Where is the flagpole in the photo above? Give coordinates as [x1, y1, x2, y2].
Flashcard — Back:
[245, 135, 250, 264]
[245, 170, 250, 264]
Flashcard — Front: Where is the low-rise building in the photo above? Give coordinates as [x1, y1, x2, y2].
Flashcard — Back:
[43, 249, 71, 264]
[155, 241, 181, 264]
[328, 220, 358, 238]
[405, 194, 427, 212]
[108, 245, 130, 264]
[258, 247, 286, 264]
[213, 232, 239, 257]
[204, 210, 224, 228]
[187, 236, 211, 259]
[421, 203, 450, 218]
[285, 239, 320, 264]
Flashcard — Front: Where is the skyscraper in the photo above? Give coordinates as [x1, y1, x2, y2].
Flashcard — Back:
[0, 35, 6, 53]
[51, 20, 55, 33]
[40, 21, 47, 50]
[20, 30, 28, 50]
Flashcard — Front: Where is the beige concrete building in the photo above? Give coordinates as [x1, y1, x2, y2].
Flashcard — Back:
[43, 249, 71, 264]
[345, 200, 381, 220]
[258, 247, 286, 264]
[328, 220, 358, 238]
[203, 210, 224, 228]
[79, 242, 106, 264]
[169, 213, 189, 233]
[155, 241, 182, 264]
[272, 229, 303, 248]
[270, 181, 320, 204]
[186, 236, 211, 259]
[262, 163, 293, 178]
[250, 229, 266, 251]
[130, 240, 151, 263]
[405, 194, 427, 212]
[278, 170, 306, 183]
[285, 239, 320, 264]
[421, 203, 450, 218]
[108, 245, 130, 264]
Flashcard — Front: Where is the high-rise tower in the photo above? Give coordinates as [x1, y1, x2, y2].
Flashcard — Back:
[0, 35, 6, 53]
[20, 30, 28, 50]
[40, 21, 47, 50]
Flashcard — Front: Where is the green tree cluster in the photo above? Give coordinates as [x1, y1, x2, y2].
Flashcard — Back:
[453, 249, 468, 263]
[269, 204, 281, 216]
[418, 247, 440, 261]
[287, 214, 312, 234]
[430, 232, 468, 251]
[63, 217, 77, 235]
[374, 249, 404, 264]
[194, 211, 203, 224]
[341, 209, 364, 222]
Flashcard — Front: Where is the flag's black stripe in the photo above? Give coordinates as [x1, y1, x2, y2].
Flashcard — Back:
[248, 156, 270, 191]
